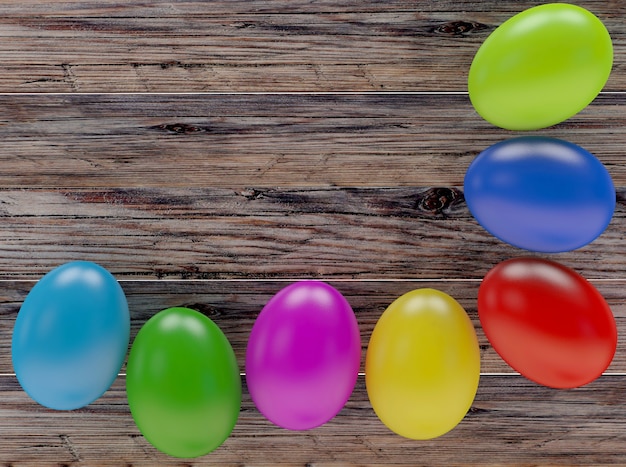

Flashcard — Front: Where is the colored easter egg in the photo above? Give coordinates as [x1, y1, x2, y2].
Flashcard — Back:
[12, 261, 130, 410]
[246, 281, 361, 430]
[464, 136, 615, 253]
[366, 288, 480, 440]
[479, 258, 617, 388]
[126, 307, 241, 458]
[468, 3, 613, 130]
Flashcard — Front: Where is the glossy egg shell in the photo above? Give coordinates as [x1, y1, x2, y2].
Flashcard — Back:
[468, 3, 613, 130]
[12, 261, 130, 410]
[126, 307, 241, 458]
[464, 136, 615, 253]
[478, 258, 617, 389]
[245, 281, 361, 430]
[365, 288, 480, 440]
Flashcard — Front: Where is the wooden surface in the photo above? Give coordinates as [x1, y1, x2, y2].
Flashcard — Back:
[1, 0, 626, 465]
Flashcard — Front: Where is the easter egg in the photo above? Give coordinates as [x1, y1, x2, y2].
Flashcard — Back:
[365, 288, 480, 440]
[246, 281, 361, 430]
[479, 258, 617, 389]
[464, 136, 615, 253]
[12, 261, 130, 410]
[468, 3, 613, 130]
[126, 307, 241, 458]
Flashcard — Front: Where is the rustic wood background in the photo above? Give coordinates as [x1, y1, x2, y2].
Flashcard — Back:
[0, 0, 624, 465]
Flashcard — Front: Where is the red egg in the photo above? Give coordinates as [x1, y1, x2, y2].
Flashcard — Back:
[478, 258, 617, 388]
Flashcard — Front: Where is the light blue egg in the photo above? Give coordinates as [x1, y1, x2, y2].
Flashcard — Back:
[12, 261, 130, 410]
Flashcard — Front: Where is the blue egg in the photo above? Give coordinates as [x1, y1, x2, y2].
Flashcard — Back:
[464, 136, 615, 253]
[12, 261, 130, 410]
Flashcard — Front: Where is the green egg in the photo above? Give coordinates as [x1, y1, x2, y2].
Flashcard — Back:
[126, 307, 241, 458]
[468, 3, 613, 130]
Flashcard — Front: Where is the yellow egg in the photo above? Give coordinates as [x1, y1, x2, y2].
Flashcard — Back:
[365, 288, 480, 439]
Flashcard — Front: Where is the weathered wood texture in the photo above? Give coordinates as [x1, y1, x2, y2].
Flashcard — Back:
[0, 0, 621, 92]
[2, 375, 626, 466]
[1, 0, 625, 465]
[0, 93, 623, 188]
[0, 187, 623, 280]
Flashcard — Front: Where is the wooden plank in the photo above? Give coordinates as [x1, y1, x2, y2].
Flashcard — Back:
[0, 0, 623, 464]
[2, 375, 626, 465]
[1, 279, 625, 374]
[0, 93, 623, 188]
[0, 186, 622, 280]
[0, 1, 619, 92]
[0, 0, 584, 15]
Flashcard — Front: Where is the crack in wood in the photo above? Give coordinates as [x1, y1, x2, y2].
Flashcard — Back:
[59, 434, 81, 462]
[356, 434, 383, 458]
[356, 63, 382, 89]
[60, 64, 80, 92]
[128, 433, 157, 460]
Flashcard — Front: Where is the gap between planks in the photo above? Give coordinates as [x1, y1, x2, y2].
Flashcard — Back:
[1, 373, 626, 376]
[0, 91, 621, 96]
[1, 278, 626, 282]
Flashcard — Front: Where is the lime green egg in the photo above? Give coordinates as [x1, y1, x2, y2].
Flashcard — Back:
[468, 3, 613, 130]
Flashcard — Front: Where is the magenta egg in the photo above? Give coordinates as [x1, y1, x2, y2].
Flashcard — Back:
[245, 281, 361, 430]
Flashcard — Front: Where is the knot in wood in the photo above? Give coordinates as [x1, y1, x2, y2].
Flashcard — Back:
[239, 188, 265, 200]
[155, 123, 203, 134]
[416, 187, 463, 216]
[432, 20, 489, 35]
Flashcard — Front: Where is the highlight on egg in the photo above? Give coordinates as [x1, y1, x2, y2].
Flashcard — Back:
[365, 288, 480, 440]
[126, 307, 241, 458]
[12, 261, 130, 410]
[468, 3, 613, 130]
[246, 281, 361, 431]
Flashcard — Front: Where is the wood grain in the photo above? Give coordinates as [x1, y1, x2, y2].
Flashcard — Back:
[0, 0, 625, 464]
[0, 0, 620, 92]
[0, 93, 624, 188]
[0, 186, 622, 280]
[2, 376, 626, 466]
